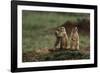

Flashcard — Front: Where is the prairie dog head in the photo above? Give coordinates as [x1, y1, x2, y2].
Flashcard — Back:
[55, 27, 66, 37]
[60, 27, 66, 32]
[72, 27, 78, 33]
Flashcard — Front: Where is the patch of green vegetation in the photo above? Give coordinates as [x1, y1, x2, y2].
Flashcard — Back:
[23, 50, 90, 62]
[42, 50, 89, 61]
[79, 34, 90, 48]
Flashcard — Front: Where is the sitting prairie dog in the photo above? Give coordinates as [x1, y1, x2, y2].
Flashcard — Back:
[54, 27, 68, 49]
[70, 27, 79, 50]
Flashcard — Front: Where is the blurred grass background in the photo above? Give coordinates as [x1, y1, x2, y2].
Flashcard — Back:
[22, 10, 90, 62]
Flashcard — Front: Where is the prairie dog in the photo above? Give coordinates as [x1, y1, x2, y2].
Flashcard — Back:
[54, 27, 68, 49]
[70, 27, 79, 50]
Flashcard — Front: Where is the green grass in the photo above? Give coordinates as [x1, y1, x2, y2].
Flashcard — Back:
[79, 34, 90, 48]
[22, 10, 90, 61]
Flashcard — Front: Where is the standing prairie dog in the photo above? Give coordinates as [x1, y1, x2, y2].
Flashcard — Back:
[70, 27, 79, 50]
[54, 27, 68, 49]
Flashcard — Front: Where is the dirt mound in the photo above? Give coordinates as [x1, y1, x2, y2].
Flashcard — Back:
[23, 47, 90, 62]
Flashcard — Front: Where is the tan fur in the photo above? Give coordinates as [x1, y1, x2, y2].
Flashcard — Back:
[70, 27, 79, 50]
[54, 27, 68, 49]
